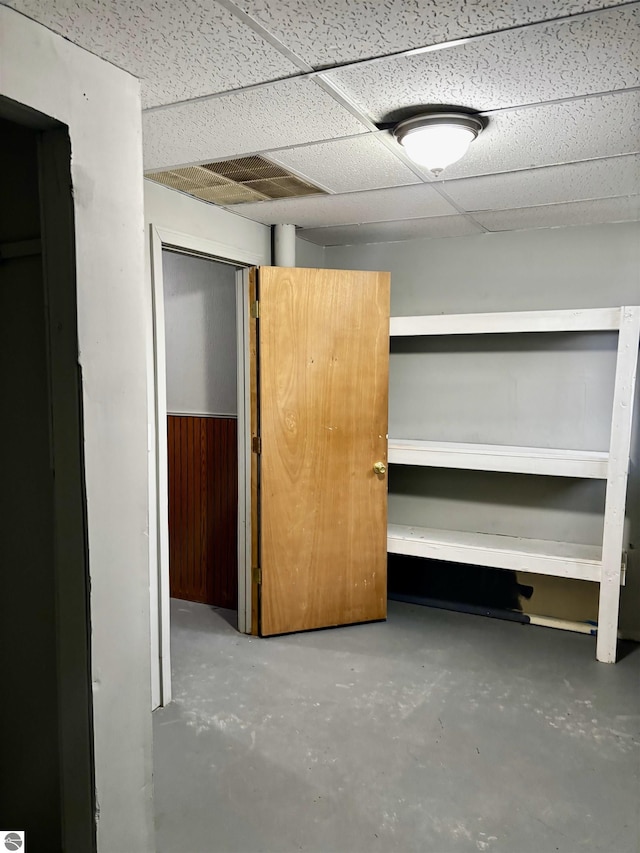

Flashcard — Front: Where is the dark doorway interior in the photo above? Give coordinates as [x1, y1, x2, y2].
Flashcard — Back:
[163, 250, 239, 610]
[0, 105, 95, 852]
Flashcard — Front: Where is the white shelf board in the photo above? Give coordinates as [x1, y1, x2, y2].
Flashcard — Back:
[390, 307, 622, 337]
[387, 524, 602, 582]
[387, 439, 609, 479]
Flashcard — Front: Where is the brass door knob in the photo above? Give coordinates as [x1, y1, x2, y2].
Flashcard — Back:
[373, 461, 386, 475]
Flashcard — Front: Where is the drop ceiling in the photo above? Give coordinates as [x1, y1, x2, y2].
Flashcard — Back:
[5, 0, 640, 245]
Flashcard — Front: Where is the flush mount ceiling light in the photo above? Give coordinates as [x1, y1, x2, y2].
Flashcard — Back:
[393, 112, 484, 176]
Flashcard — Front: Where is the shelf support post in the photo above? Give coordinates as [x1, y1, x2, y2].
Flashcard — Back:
[597, 307, 640, 663]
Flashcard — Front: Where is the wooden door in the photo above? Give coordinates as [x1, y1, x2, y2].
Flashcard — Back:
[252, 266, 390, 636]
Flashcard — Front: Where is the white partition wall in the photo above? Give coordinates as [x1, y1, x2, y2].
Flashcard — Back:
[0, 7, 154, 851]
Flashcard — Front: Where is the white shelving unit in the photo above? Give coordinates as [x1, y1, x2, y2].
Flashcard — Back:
[388, 439, 609, 479]
[388, 305, 640, 663]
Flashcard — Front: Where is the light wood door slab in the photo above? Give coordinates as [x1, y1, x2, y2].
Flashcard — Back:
[256, 267, 390, 636]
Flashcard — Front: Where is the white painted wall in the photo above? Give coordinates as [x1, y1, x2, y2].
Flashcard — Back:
[163, 250, 238, 416]
[322, 222, 640, 637]
[0, 6, 154, 850]
[145, 180, 271, 259]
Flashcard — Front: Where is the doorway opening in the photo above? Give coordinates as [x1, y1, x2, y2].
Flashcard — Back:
[163, 249, 241, 612]
[0, 103, 94, 850]
[149, 225, 264, 708]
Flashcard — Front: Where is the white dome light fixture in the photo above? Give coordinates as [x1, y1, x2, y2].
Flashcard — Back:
[393, 112, 484, 176]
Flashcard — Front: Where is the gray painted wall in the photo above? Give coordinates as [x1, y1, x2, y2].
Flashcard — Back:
[322, 222, 640, 636]
[295, 236, 326, 268]
[322, 222, 640, 315]
[163, 250, 237, 416]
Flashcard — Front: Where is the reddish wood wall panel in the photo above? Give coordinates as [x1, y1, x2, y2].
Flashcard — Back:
[167, 415, 238, 608]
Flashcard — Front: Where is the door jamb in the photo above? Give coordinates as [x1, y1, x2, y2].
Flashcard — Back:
[149, 224, 266, 708]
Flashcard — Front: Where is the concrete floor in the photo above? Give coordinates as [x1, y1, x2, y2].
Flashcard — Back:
[153, 600, 639, 853]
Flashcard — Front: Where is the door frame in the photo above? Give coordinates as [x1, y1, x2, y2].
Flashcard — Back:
[149, 224, 266, 708]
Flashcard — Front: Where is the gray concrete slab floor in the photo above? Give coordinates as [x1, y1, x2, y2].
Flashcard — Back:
[153, 599, 639, 853]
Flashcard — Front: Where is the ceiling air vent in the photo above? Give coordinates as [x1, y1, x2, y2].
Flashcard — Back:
[146, 155, 326, 205]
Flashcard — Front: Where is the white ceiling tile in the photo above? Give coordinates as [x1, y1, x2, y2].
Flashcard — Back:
[5, 0, 300, 107]
[233, 0, 623, 67]
[327, 6, 640, 119]
[142, 79, 367, 170]
[442, 155, 640, 211]
[267, 133, 420, 192]
[297, 215, 484, 246]
[15, 0, 639, 237]
[229, 183, 460, 227]
[471, 196, 640, 231]
[440, 91, 640, 180]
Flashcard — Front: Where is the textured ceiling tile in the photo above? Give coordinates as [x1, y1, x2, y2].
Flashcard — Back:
[441, 91, 640, 180]
[228, 183, 460, 226]
[142, 79, 367, 170]
[5, 0, 299, 107]
[234, 0, 622, 67]
[266, 133, 420, 192]
[327, 6, 640, 119]
[443, 155, 640, 211]
[297, 215, 484, 246]
[472, 196, 640, 231]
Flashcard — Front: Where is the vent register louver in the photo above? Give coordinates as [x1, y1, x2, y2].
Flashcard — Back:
[146, 155, 326, 205]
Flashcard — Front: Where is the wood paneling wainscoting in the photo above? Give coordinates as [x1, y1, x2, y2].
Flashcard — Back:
[167, 415, 238, 608]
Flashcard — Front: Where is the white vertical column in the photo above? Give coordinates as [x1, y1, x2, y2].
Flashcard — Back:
[597, 305, 640, 662]
[274, 223, 296, 267]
